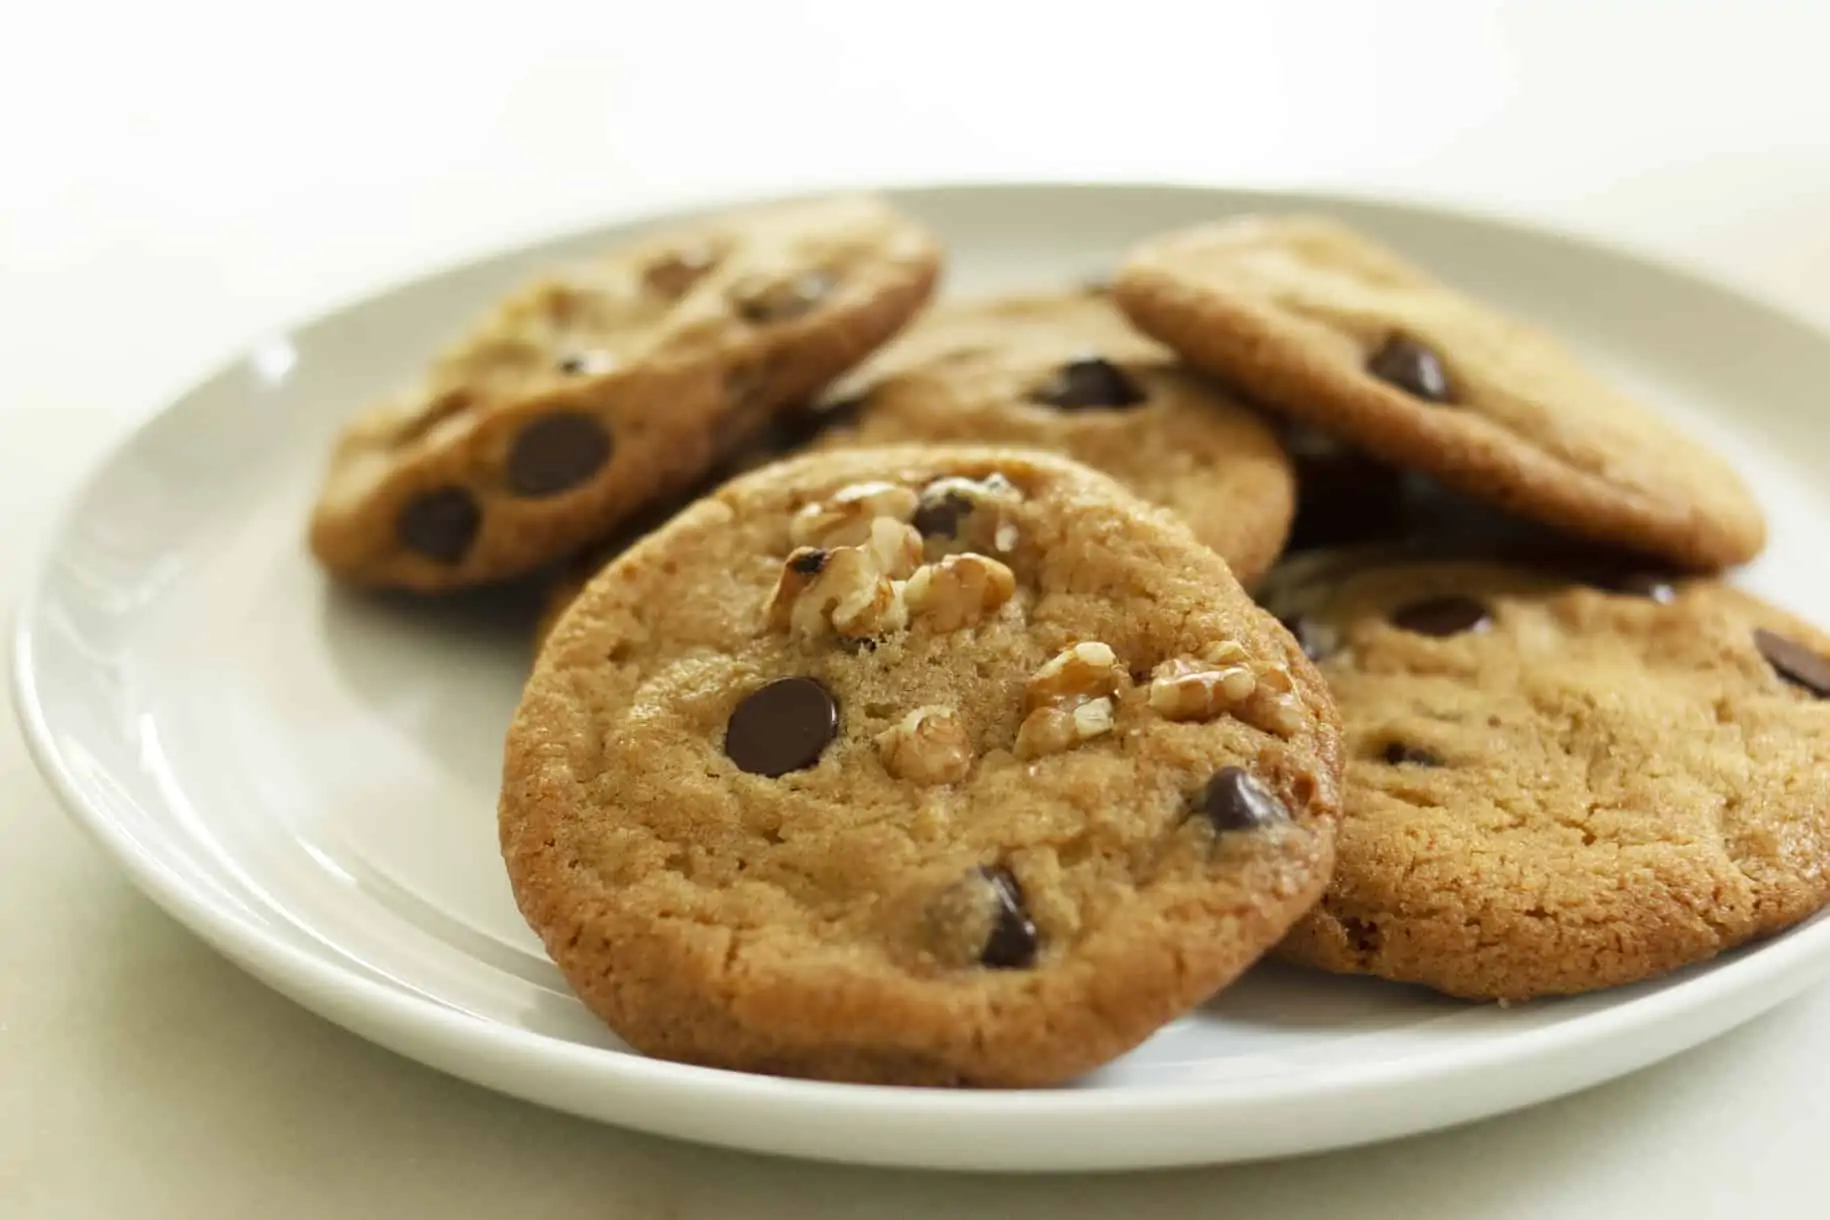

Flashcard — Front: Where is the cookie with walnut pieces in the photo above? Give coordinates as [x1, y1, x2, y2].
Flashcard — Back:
[308, 194, 942, 591]
[499, 445, 1343, 1087]
[809, 288, 1297, 585]
[1260, 547, 1830, 1001]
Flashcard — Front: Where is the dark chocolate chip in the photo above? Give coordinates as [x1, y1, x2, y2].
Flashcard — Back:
[1755, 628, 1830, 698]
[912, 490, 973, 539]
[732, 270, 835, 323]
[643, 245, 717, 299]
[724, 677, 839, 776]
[788, 547, 829, 575]
[978, 866, 1039, 969]
[556, 351, 615, 377]
[396, 486, 481, 564]
[1030, 356, 1147, 410]
[1367, 336, 1452, 403]
[506, 412, 614, 497]
[1381, 742, 1442, 766]
[1197, 766, 1289, 833]
[1391, 595, 1491, 637]
[1582, 570, 1678, 603]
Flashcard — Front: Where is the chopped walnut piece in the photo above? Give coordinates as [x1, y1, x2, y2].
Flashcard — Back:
[1146, 640, 1259, 722]
[1148, 660, 1257, 721]
[904, 553, 1016, 631]
[768, 544, 906, 641]
[1015, 697, 1116, 759]
[875, 707, 974, 784]
[1024, 642, 1120, 712]
[1240, 662, 1304, 737]
[861, 516, 923, 580]
[790, 481, 920, 549]
[1015, 642, 1123, 758]
[914, 473, 1022, 559]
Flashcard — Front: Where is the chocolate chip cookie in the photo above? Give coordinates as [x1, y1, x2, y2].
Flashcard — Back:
[309, 194, 943, 591]
[500, 446, 1343, 1086]
[1113, 215, 1767, 571]
[811, 290, 1297, 585]
[1261, 548, 1830, 1000]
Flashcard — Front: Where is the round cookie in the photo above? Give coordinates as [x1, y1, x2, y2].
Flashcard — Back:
[309, 194, 942, 592]
[810, 290, 1298, 586]
[500, 446, 1343, 1087]
[1260, 548, 1830, 1000]
[1113, 214, 1766, 571]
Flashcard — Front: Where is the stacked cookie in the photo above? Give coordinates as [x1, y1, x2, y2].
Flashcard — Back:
[307, 196, 1830, 1087]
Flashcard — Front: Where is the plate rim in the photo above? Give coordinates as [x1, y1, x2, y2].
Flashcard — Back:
[17, 177, 1830, 1170]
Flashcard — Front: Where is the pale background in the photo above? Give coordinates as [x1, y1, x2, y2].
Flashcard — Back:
[7, 1, 1830, 1215]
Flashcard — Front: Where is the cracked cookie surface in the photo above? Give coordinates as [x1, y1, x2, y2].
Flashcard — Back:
[1260, 548, 1830, 1000]
[1113, 215, 1765, 570]
[500, 445, 1342, 1086]
[309, 194, 941, 591]
[810, 290, 1296, 584]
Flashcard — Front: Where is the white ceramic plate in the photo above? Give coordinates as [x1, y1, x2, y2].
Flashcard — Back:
[16, 183, 1830, 1173]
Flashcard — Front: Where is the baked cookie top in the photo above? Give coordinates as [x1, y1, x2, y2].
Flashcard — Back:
[309, 194, 942, 591]
[1114, 214, 1766, 570]
[812, 290, 1296, 585]
[1261, 548, 1830, 1000]
[500, 446, 1342, 1086]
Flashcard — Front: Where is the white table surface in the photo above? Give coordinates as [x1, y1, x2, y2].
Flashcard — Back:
[8, 2, 1830, 1215]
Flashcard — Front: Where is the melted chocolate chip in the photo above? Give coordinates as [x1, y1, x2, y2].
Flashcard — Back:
[724, 677, 839, 776]
[396, 486, 481, 563]
[1197, 766, 1289, 833]
[506, 413, 614, 497]
[1391, 595, 1491, 637]
[1381, 742, 1442, 766]
[978, 867, 1039, 969]
[1367, 336, 1452, 403]
[788, 547, 829, 575]
[1755, 628, 1830, 698]
[643, 245, 717, 299]
[732, 271, 835, 323]
[912, 491, 972, 539]
[1031, 357, 1147, 410]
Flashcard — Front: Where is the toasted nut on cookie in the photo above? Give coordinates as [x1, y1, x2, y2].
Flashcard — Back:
[1014, 696, 1116, 759]
[771, 545, 908, 640]
[875, 707, 974, 784]
[904, 553, 1016, 631]
[791, 481, 920, 549]
[1240, 662, 1303, 738]
[1025, 642, 1121, 713]
[862, 516, 923, 580]
[1198, 640, 1251, 668]
[915, 473, 1023, 558]
[1147, 658, 1257, 722]
[766, 546, 832, 629]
